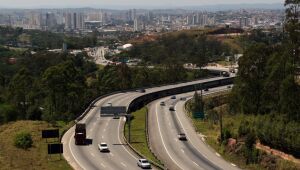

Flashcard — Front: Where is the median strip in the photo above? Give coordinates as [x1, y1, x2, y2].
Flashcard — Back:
[124, 107, 164, 169]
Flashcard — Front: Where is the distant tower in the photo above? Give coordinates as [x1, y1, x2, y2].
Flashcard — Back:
[62, 43, 67, 52]
[134, 18, 139, 31]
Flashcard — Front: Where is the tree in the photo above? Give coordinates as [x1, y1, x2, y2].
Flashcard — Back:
[284, 0, 300, 65]
[191, 91, 204, 114]
[8, 67, 33, 119]
[42, 61, 86, 121]
[230, 43, 270, 114]
[279, 75, 300, 121]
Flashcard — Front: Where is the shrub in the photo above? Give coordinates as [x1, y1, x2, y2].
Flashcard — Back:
[14, 131, 33, 149]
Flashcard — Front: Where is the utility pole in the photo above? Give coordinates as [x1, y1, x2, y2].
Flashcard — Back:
[219, 95, 223, 142]
[126, 114, 132, 143]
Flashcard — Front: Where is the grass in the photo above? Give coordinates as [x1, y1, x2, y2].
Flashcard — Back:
[124, 107, 163, 166]
[186, 93, 300, 170]
[0, 120, 72, 170]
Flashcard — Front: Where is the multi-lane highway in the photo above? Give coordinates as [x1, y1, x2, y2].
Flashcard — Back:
[62, 77, 237, 170]
[148, 86, 240, 170]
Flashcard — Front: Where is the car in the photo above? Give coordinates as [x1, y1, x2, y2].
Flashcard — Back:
[136, 89, 146, 93]
[137, 159, 151, 169]
[171, 95, 176, 99]
[178, 133, 187, 141]
[160, 101, 165, 106]
[204, 88, 209, 92]
[98, 143, 109, 152]
[169, 106, 175, 111]
[107, 102, 112, 107]
[227, 85, 232, 89]
[180, 97, 186, 101]
[113, 113, 120, 119]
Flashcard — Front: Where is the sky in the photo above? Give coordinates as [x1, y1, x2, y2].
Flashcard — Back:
[0, 0, 283, 9]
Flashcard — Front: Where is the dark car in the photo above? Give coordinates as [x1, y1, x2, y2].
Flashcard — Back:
[178, 133, 187, 141]
[171, 95, 176, 99]
[169, 106, 175, 111]
[137, 89, 146, 93]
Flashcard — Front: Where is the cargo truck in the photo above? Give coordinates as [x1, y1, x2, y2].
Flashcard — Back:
[74, 123, 86, 145]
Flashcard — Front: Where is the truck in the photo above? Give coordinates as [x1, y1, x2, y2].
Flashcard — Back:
[74, 123, 86, 145]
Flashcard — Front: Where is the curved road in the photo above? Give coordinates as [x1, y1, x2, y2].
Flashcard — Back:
[62, 77, 233, 170]
[148, 86, 240, 170]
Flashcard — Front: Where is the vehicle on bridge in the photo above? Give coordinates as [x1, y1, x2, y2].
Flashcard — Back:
[74, 123, 86, 145]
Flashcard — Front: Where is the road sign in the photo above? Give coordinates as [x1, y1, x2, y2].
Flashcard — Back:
[42, 129, 59, 138]
[48, 143, 63, 154]
[100, 106, 127, 115]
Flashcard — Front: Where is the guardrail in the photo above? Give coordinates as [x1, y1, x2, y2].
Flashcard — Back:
[127, 77, 234, 114]
[74, 71, 227, 123]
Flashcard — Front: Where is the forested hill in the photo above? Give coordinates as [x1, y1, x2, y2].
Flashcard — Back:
[121, 30, 233, 66]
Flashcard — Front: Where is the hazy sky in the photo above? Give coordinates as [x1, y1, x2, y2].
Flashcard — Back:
[0, 0, 283, 8]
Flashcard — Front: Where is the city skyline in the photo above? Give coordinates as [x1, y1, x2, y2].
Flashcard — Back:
[0, 0, 283, 9]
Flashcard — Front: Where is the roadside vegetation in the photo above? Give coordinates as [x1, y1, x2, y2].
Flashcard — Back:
[186, 2, 300, 169]
[0, 121, 72, 170]
[186, 92, 299, 170]
[124, 107, 163, 167]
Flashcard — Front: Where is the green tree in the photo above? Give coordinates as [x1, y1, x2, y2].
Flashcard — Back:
[279, 75, 300, 121]
[284, 0, 300, 65]
[230, 43, 270, 114]
[42, 61, 85, 121]
[8, 67, 33, 119]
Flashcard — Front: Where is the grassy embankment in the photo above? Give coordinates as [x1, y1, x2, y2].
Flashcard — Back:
[186, 92, 299, 170]
[0, 120, 73, 170]
[124, 107, 163, 167]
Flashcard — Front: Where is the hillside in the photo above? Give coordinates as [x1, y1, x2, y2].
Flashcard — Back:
[0, 121, 72, 170]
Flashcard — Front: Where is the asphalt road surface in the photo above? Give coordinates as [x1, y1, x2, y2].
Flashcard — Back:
[62, 77, 234, 170]
[148, 86, 240, 170]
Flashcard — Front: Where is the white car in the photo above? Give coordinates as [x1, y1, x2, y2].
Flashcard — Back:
[98, 143, 109, 152]
[137, 159, 151, 169]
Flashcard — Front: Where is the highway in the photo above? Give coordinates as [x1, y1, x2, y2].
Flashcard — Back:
[62, 77, 234, 170]
[148, 86, 240, 170]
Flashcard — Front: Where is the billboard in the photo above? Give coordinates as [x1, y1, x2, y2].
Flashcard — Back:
[42, 129, 59, 138]
[100, 106, 127, 115]
[48, 143, 63, 154]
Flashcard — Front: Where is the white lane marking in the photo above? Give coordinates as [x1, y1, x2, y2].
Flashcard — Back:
[193, 161, 199, 167]
[91, 153, 95, 157]
[181, 149, 185, 153]
[101, 163, 106, 168]
[155, 102, 184, 170]
[216, 153, 221, 157]
[68, 132, 86, 170]
[101, 136, 104, 139]
[117, 117, 139, 160]
[174, 102, 212, 160]
[121, 162, 127, 167]
[103, 128, 106, 132]
[231, 163, 236, 167]
[110, 153, 114, 157]
[89, 129, 92, 132]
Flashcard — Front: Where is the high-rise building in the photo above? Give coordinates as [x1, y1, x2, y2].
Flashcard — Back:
[64, 12, 73, 29]
[45, 12, 57, 30]
[64, 12, 84, 30]
[134, 18, 139, 31]
[239, 17, 249, 28]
